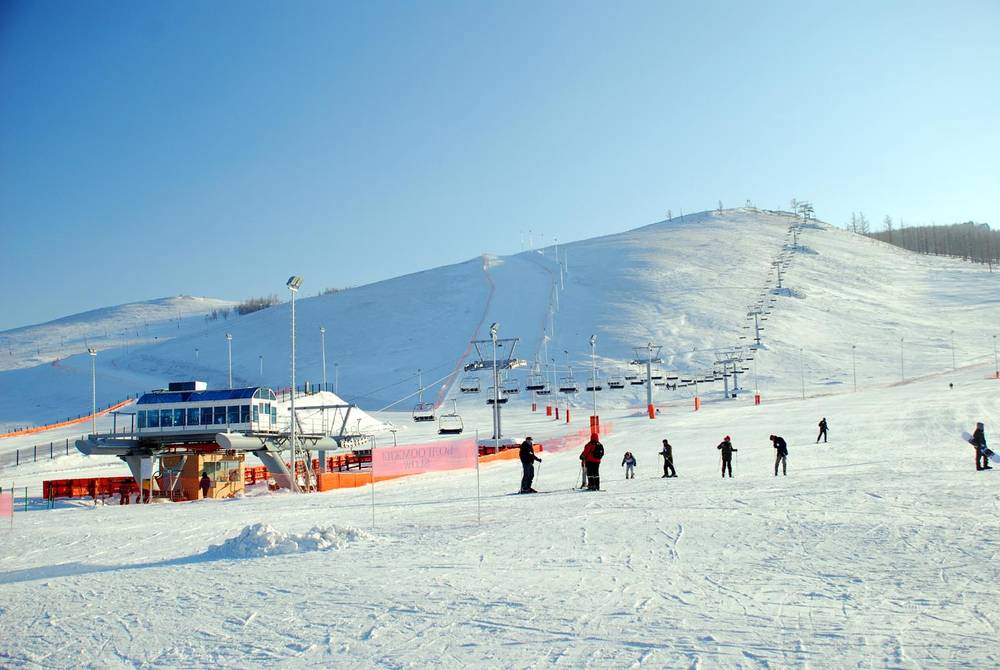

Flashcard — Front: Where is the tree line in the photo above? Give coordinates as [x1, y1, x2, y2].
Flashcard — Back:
[847, 213, 998, 270]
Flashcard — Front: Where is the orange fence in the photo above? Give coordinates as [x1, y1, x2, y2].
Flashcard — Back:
[0, 398, 135, 440]
[43, 476, 139, 500]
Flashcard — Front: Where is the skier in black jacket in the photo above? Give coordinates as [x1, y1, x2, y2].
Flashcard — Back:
[717, 436, 737, 478]
[519, 437, 542, 493]
[972, 422, 991, 471]
[660, 439, 676, 478]
[770, 434, 788, 476]
[816, 418, 828, 443]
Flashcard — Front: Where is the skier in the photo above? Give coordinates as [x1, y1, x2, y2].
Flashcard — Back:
[717, 436, 737, 478]
[770, 434, 788, 476]
[621, 451, 637, 479]
[972, 422, 991, 471]
[816, 417, 828, 443]
[660, 439, 677, 478]
[519, 436, 542, 493]
[580, 433, 604, 490]
[199, 471, 211, 499]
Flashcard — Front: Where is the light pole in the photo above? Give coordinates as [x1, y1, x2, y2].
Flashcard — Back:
[589, 334, 599, 431]
[88, 348, 97, 436]
[334, 362, 339, 394]
[852, 344, 857, 392]
[225, 333, 233, 389]
[320, 326, 327, 390]
[490, 323, 500, 444]
[287, 276, 304, 493]
[259, 354, 263, 380]
[195, 347, 199, 362]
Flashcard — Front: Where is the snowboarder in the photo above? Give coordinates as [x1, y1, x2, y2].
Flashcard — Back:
[660, 439, 677, 478]
[972, 422, 991, 471]
[770, 434, 788, 476]
[717, 436, 737, 478]
[580, 433, 604, 490]
[621, 451, 636, 479]
[816, 417, 828, 443]
[199, 471, 211, 499]
[519, 436, 542, 493]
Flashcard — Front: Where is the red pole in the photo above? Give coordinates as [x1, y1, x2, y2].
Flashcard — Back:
[647, 403, 655, 419]
[555, 407, 560, 420]
[694, 397, 701, 411]
[546, 405, 552, 416]
[566, 408, 571, 423]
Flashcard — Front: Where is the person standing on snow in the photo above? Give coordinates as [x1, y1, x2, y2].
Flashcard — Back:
[816, 417, 828, 443]
[580, 433, 604, 490]
[770, 434, 788, 476]
[519, 436, 542, 493]
[717, 436, 737, 478]
[199, 471, 211, 499]
[621, 451, 637, 479]
[660, 439, 677, 478]
[972, 422, 991, 471]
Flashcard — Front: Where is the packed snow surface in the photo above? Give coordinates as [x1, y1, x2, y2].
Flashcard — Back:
[0, 366, 998, 668]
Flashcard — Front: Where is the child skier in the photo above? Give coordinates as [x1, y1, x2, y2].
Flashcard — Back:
[621, 451, 637, 479]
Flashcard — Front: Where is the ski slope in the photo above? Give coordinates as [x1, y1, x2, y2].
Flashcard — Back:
[2, 209, 998, 435]
[1, 362, 997, 668]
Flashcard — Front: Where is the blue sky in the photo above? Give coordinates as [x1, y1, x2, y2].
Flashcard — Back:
[1, 0, 997, 330]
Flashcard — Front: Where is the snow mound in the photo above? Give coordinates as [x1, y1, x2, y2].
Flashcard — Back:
[208, 523, 371, 559]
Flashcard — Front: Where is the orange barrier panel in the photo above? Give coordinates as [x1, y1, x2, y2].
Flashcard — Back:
[1, 398, 134, 440]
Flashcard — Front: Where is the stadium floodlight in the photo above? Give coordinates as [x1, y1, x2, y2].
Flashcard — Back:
[286, 275, 303, 292]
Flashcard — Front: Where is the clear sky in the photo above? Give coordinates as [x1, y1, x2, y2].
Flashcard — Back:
[1, 0, 997, 330]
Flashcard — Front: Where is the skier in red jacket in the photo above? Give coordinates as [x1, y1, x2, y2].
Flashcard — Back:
[579, 433, 605, 491]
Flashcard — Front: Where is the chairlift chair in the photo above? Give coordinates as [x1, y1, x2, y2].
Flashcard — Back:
[459, 375, 481, 394]
[437, 401, 464, 435]
[559, 376, 579, 394]
[412, 402, 436, 422]
[486, 386, 509, 405]
[502, 377, 521, 394]
[586, 380, 604, 392]
[630, 376, 647, 386]
[525, 373, 547, 391]
[607, 376, 625, 389]
[650, 367, 664, 381]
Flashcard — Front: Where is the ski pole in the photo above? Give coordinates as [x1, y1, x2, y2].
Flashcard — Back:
[536, 460, 542, 484]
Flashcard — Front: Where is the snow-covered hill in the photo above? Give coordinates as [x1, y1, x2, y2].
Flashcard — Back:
[2, 209, 998, 431]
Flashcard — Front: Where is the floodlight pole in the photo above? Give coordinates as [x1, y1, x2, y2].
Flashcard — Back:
[543, 334, 552, 414]
[287, 275, 305, 493]
[225, 333, 233, 389]
[320, 326, 327, 390]
[554, 238, 564, 291]
[589, 335, 598, 430]
[490, 323, 500, 444]
[88, 348, 97, 436]
[259, 354, 263, 380]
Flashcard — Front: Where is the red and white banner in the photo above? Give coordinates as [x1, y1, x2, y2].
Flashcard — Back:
[372, 440, 478, 477]
[0, 492, 12, 518]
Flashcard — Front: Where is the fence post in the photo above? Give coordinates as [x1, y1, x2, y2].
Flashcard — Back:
[33, 445, 37, 462]
[66, 439, 69, 455]
[15, 450, 18, 466]
[50, 442, 53, 459]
